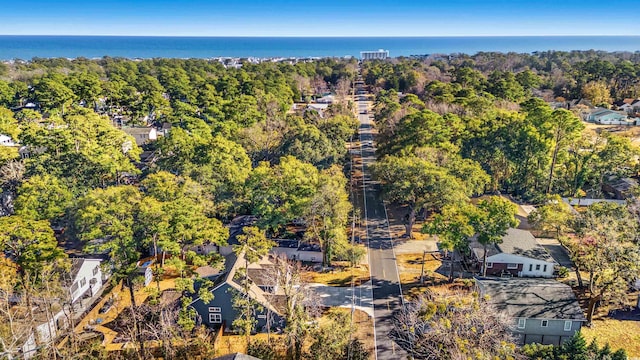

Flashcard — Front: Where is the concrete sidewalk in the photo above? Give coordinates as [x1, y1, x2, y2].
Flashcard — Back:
[309, 282, 375, 317]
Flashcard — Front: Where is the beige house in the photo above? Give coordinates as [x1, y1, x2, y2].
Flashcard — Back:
[122, 127, 158, 145]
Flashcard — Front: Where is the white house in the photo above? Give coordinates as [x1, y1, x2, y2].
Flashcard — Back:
[470, 228, 556, 278]
[270, 240, 322, 263]
[136, 259, 155, 287]
[0, 134, 18, 147]
[122, 127, 158, 146]
[69, 258, 103, 304]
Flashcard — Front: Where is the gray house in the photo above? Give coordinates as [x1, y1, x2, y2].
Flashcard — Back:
[475, 277, 586, 345]
[189, 252, 283, 331]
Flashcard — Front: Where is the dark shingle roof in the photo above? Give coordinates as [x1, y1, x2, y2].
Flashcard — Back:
[476, 277, 586, 321]
[470, 228, 554, 262]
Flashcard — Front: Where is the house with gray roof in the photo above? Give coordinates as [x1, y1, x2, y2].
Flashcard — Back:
[476, 277, 586, 345]
[602, 176, 638, 200]
[470, 228, 556, 278]
[121, 126, 157, 145]
[188, 251, 283, 332]
[586, 108, 633, 125]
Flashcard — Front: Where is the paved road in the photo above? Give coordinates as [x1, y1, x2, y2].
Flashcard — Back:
[309, 282, 374, 317]
[354, 82, 407, 359]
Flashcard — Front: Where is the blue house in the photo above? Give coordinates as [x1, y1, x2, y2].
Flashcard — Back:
[476, 277, 586, 346]
[189, 252, 284, 332]
[586, 108, 630, 124]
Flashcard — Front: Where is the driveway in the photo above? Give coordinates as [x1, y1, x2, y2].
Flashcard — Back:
[309, 282, 374, 317]
[537, 238, 574, 268]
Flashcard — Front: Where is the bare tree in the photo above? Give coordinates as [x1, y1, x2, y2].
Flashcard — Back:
[262, 255, 320, 360]
[0, 258, 36, 358]
[293, 74, 311, 102]
[390, 292, 519, 360]
[335, 78, 352, 105]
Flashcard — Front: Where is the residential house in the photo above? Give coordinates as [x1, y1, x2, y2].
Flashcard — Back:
[614, 98, 636, 112]
[561, 197, 626, 207]
[122, 126, 158, 146]
[69, 258, 104, 304]
[18, 146, 46, 159]
[189, 252, 284, 331]
[469, 228, 556, 278]
[8, 304, 68, 359]
[292, 102, 330, 118]
[270, 239, 322, 263]
[5, 258, 103, 359]
[602, 176, 638, 200]
[0, 134, 18, 147]
[586, 108, 632, 125]
[315, 94, 335, 104]
[136, 258, 155, 287]
[476, 277, 586, 345]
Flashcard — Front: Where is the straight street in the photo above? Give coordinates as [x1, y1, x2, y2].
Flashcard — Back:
[354, 79, 407, 359]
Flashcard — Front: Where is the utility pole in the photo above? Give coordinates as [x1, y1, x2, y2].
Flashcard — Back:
[420, 249, 427, 285]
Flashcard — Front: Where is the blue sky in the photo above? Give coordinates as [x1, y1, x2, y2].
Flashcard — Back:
[0, 0, 637, 36]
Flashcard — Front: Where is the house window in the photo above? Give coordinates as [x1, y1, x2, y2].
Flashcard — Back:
[535, 264, 541, 271]
[486, 262, 493, 268]
[517, 318, 526, 329]
[257, 315, 266, 319]
[541, 320, 549, 327]
[70, 282, 78, 294]
[208, 307, 221, 313]
[209, 313, 222, 323]
[93, 266, 99, 276]
[564, 321, 572, 331]
[507, 263, 518, 269]
[543, 265, 548, 272]
[529, 264, 533, 271]
[80, 278, 86, 287]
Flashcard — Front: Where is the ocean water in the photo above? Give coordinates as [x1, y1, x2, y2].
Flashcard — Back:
[0, 36, 639, 60]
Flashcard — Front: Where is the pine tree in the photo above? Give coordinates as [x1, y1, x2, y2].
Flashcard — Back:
[561, 332, 588, 360]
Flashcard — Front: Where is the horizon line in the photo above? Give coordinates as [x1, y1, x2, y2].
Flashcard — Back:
[1, 34, 639, 38]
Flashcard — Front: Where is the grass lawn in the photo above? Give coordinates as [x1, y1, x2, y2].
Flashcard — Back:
[216, 333, 278, 357]
[581, 319, 640, 357]
[303, 264, 370, 286]
[395, 252, 447, 293]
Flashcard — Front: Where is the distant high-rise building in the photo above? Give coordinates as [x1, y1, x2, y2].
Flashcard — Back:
[360, 49, 389, 60]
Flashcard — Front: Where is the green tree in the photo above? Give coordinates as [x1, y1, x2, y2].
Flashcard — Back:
[568, 202, 639, 323]
[582, 81, 612, 107]
[0, 216, 65, 309]
[305, 165, 352, 266]
[248, 156, 319, 233]
[546, 109, 584, 194]
[75, 185, 148, 357]
[14, 174, 72, 223]
[373, 155, 468, 238]
[232, 226, 275, 345]
[527, 195, 575, 237]
[423, 203, 475, 282]
[469, 196, 519, 276]
[308, 309, 353, 360]
[34, 76, 76, 114]
[66, 72, 103, 108]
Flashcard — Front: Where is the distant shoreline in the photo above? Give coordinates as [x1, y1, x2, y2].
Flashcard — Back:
[1, 35, 639, 60]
